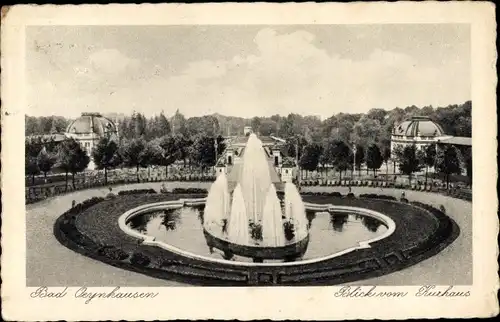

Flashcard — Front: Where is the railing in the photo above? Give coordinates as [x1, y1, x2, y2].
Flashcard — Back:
[25, 172, 216, 205]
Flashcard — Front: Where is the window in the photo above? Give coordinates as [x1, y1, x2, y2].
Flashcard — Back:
[274, 156, 279, 166]
[227, 156, 232, 165]
[285, 170, 288, 174]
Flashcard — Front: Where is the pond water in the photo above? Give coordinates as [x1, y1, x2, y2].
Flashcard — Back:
[127, 206, 388, 263]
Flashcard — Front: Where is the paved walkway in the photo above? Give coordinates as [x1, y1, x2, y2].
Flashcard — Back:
[26, 183, 471, 286]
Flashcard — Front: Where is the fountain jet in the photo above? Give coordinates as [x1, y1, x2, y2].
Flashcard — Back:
[227, 183, 250, 245]
[284, 182, 308, 241]
[239, 134, 273, 224]
[262, 184, 286, 247]
[203, 173, 230, 231]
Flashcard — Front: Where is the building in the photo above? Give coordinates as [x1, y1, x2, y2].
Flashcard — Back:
[390, 116, 472, 177]
[390, 116, 446, 158]
[215, 132, 295, 189]
[65, 112, 119, 169]
[243, 126, 253, 136]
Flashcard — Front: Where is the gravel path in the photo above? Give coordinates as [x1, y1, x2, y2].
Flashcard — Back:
[26, 182, 471, 286]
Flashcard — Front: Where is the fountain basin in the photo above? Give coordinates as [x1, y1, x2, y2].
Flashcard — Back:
[203, 228, 310, 261]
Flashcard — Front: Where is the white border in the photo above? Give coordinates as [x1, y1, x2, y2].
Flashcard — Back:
[1, 2, 498, 320]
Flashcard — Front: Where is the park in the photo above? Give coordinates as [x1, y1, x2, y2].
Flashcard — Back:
[25, 102, 472, 286]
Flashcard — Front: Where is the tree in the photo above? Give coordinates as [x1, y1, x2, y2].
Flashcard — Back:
[139, 141, 164, 178]
[36, 147, 56, 178]
[92, 137, 121, 184]
[25, 139, 41, 184]
[251, 117, 261, 134]
[366, 144, 383, 176]
[190, 135, 226, 170]
[396, 145, 422, 186]
[157, 112, 171, 137]
[171, 109, 188, 136]
[420, 144, 437, 187]
[329, 140, 352, 181]
[131, 112, 147, 138]
[351, 116, 382, 148]
[392, 144, 404, 174]
[435, 145, 461, 189]
[461, 146, 472, 185]
[299, 143, 322, 178]
[258, 119, 277, 136]
[157, 135, 181, 175]
[57, 138, 90, 189]
[354, 145, 365, 175]
[120, 138, 147, 182]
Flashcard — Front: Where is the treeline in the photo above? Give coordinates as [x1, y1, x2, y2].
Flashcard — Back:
[25, 134, 226, 187]
[26, 101, 471, 143]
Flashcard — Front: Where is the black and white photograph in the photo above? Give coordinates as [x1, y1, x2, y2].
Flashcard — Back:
[1, 3, 497, 321]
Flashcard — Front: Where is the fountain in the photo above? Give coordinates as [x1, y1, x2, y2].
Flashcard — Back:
[203, 133, 310, 261]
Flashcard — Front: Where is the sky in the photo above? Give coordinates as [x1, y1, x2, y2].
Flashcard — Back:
[26, 24, 470, 119]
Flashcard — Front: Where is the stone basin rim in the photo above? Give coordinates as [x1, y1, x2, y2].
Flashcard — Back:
[118, 198, 397, 267]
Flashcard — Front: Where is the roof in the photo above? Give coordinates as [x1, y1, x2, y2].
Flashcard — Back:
[437, 136, 472, 146]
[393, 116, 445, 137]
[281, 157, 296, 167]
[66, 112, 117, 136]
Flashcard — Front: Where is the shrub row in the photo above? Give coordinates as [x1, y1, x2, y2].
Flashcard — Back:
[117, 188, 157, 196]
[359, 194, 397, 201]
[170, 187, 208, 194]
[300, 191, 343, 197]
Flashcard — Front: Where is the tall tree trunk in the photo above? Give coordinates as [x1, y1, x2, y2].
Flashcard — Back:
[393, 161, 396, 174]
[32, 174, 35, 185]
[424, 166, 428, 187]
[65, 171, 68, 191]
[408, 173, 412, 186]
[104, 167, 108, 185]
[339, 170, 342, 181]
[165, 164, 168, 177]
[72, 172, 75, 189]
[136, 165, 140, 183]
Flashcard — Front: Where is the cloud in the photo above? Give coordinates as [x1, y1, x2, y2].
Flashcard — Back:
[88, 48, 140, 75]
[27, 28, 470, 118]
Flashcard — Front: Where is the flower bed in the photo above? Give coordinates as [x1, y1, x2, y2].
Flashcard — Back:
[54, 191, 459, 286]
[118, 188, 158, 196]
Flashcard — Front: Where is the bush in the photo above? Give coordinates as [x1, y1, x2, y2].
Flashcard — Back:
[118, 189, 157, 196]
[98, 246, 129, 261]
[130, 252, 151, 267]
[249, 222, 263, 241]
[346, 192, 355, 198]
[171, 187, 208, 194]
[359, 194, 397, 201]
[283, 221, 295, 241]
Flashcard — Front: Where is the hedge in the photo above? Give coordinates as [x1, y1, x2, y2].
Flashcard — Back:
[171, 187, 208, 194]
[359, 193, 397, 201]
[118, 188, 157, 196]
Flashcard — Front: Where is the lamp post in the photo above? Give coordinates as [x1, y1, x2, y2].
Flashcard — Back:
[352, 144, 357, 179]
[295, 137, 300, 187]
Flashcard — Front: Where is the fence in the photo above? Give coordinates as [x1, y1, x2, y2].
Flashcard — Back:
[25, 171, 216, 204]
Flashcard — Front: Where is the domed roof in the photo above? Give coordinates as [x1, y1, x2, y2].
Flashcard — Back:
[393, 116, 445, 137]
[66, 113, 117, 136]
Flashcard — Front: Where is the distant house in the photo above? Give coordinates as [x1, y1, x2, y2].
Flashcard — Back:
[65, 113, 119, 159]
[27, 112, 119, 170]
